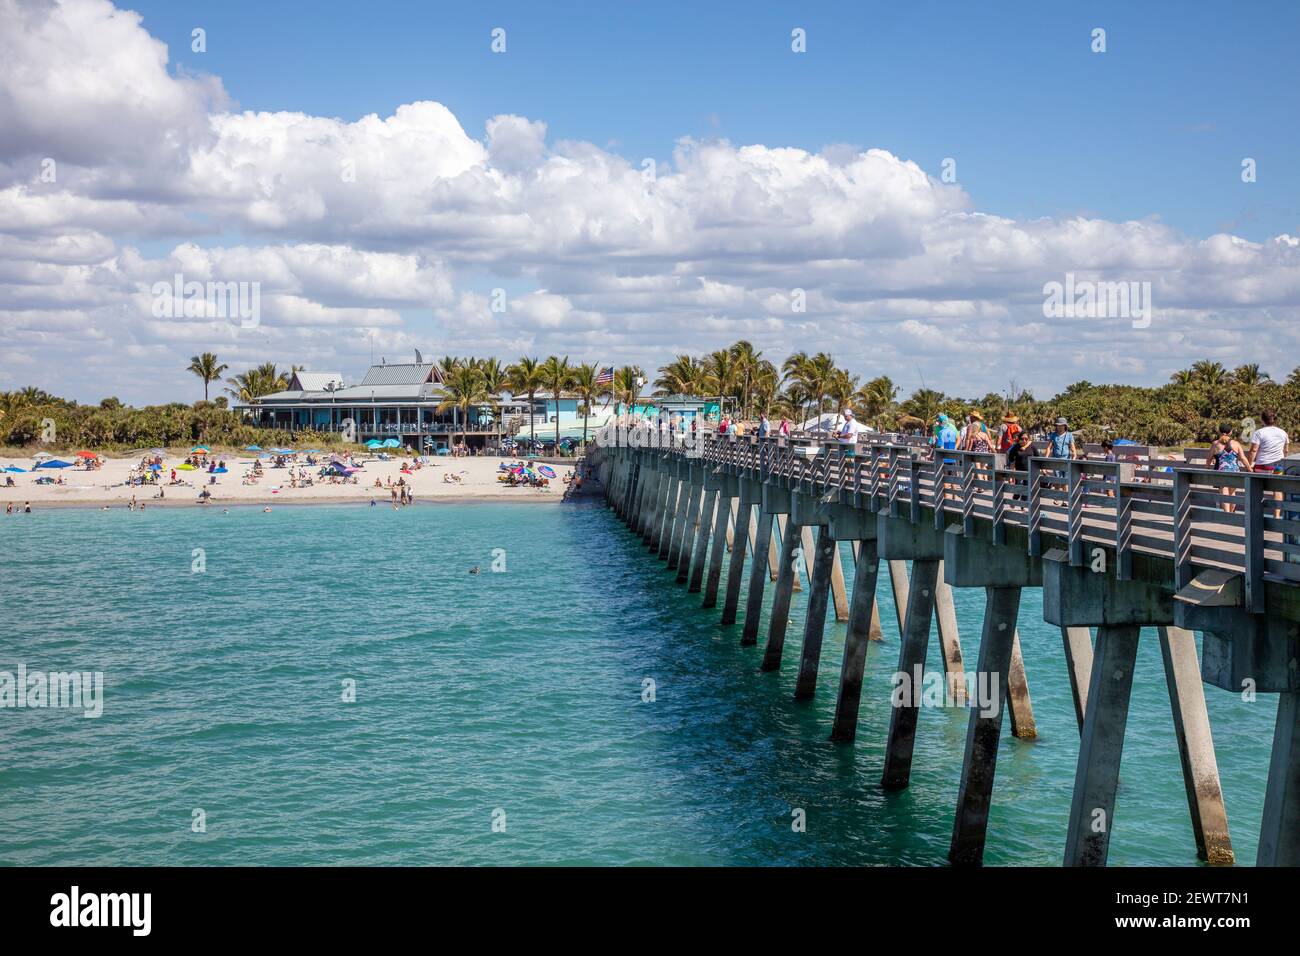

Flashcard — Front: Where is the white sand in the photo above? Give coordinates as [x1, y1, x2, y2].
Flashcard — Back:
[0, 453, 574, 508]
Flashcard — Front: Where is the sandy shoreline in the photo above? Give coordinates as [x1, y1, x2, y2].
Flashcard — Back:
[0, 453, 574, 509]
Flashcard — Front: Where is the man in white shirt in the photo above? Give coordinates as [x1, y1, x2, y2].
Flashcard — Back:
[836, 410, 860, 456]
[1249, 409, 1290, 517]
[1248, 410, 1290, 472]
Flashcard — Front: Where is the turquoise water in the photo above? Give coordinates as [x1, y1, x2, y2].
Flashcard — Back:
[0, 500, 1278, 866]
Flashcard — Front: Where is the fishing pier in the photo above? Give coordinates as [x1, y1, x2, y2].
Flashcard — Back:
[591, 429, 1300, 866]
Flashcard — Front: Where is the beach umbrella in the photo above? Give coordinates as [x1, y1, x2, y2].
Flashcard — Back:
[3, 465, 26, 473]
[75, 450, 99, 459]
[365, 439, 382, 448]
[32, 451, 54, 460]
[191, 446, 210, 454]
[213, 467, 228, 474]
[383, 438, 401, 448]
[36, 459, 73, 468]
[244, 444, 262, 451]
[538, 465, 557, 479]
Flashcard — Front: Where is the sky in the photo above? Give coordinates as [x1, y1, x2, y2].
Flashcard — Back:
[1, 0, 1298, 406]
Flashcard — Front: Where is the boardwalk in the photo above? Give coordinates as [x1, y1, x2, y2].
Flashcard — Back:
[592, 427, 1300, 867]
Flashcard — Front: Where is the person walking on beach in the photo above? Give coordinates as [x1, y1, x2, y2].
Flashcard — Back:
[1211, 423, 1246, 513]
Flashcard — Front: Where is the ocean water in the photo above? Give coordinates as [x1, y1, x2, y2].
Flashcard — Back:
[0, 499, 1278, 866]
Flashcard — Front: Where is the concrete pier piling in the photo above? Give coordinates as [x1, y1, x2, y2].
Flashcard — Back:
[760, 486, 802, 672]
[590, 431, 1295, 868]
[1045, 549, 1231, 866]
[741, 508, 774, 645]
[688, 482, 717, 593]
[702, 473, 735, 609]
[721, 479, 757, 624]
[791, 492, 835, 698]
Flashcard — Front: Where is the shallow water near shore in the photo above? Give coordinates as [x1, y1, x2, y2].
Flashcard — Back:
[0, 500, 1278, 865]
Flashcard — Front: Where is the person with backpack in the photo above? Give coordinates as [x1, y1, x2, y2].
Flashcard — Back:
[998, 414, 1022, 453]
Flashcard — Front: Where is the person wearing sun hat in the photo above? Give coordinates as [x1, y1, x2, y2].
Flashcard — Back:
[1046, 416, 1078, 460]
[998, 413, 1022, 453]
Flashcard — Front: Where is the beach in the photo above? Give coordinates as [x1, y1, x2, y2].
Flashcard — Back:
[0, 453, 574, 508]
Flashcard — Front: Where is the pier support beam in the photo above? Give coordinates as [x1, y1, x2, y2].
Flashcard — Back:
[830, 503, 880, 742]
[1045, 550, 1230, 866]
[791, 492, 835, 697]
[1259, 692, 1300, 866]
[721, 479, 758, 624]
[1158, 625, 1233, 865]
[761, 510, 803, 672]
[1062, 627, 1094, 734]
[949, 585, 1023, 865]
[657, 467, 682, 561]
[688, 483, 717, 593]
[943, 526, 1042, 864]
[1063, 623, 1140, 867]
[702, 474, 736, 609]
[741, 508, 774, 645]
[672, 464, 702, 578]
[880, 558, 941, 789]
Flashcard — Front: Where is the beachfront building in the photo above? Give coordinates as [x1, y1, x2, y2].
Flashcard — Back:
[236, 363, 531, 451]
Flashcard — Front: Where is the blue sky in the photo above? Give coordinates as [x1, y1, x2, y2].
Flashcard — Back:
[131, 0, 1297, 242]
[4, 0, 1299, 405]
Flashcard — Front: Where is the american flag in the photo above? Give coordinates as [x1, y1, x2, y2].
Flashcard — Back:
[594, 366, 614, 386]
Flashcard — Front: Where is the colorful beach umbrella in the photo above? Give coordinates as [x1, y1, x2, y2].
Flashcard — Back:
[538, 465, 556, 479]
[382, 438, 401, 448]
[191, 446, 210, 454]
[75, 450, 99, 459]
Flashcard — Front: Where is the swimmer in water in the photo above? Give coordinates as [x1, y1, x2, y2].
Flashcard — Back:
[468, 566, 480, 574]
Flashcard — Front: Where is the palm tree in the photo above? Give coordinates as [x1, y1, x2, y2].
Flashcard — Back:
[569, 363, 605, 449]
[702, 349, 738, 417]
[436, 365, 489, 446]
[854, 375, 899, 427]
[901, 388, 946, 427]
[506, 357, 546, 444]
[540, 355, 573, 451]
[827, 368, 859, 416]
[729, 340, 764, 419]
[655, 355, 705, 396]
[1191, 360, 1228, 387]
[1170, 368, 1195, 386]
[187, 353, 229, 402]
[476, 357, 508, 397]
[224, 363, 289, 405]
[613, 366, 645, 414]
[1232, 363, 1270, 387]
